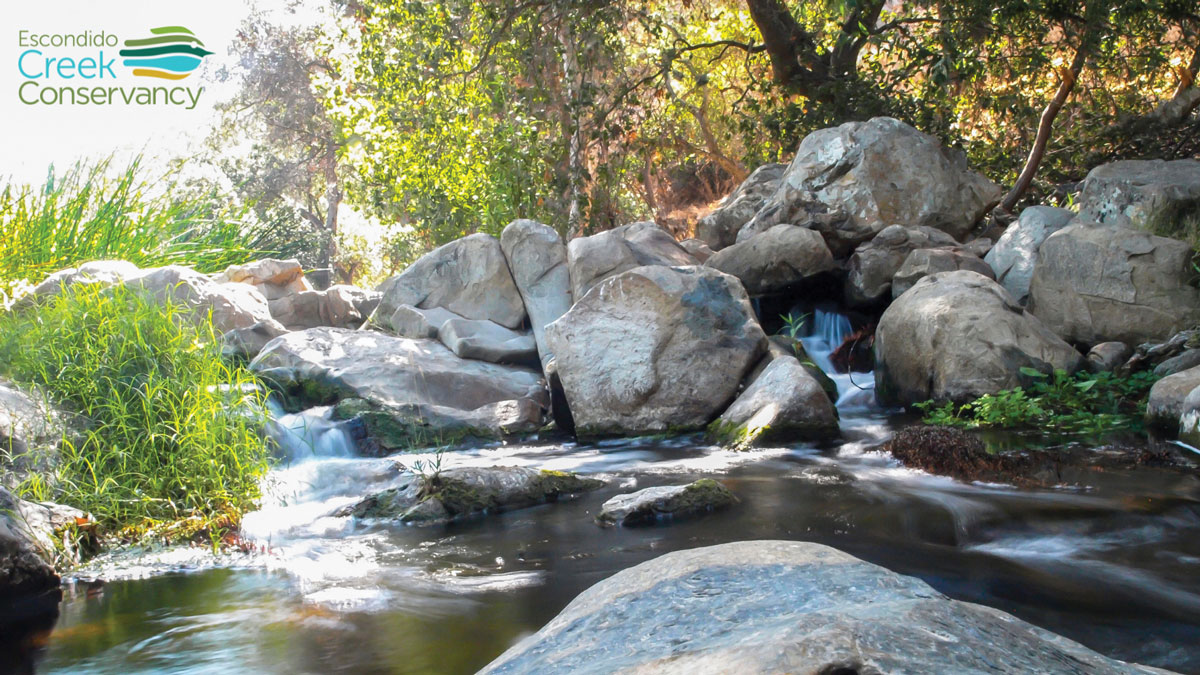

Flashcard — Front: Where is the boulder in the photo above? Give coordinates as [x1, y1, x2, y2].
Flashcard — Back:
[545, 266, 766, 436]
[221, 320, 290, 361]
[891, 247, 995, 299]
[844, 225, 959, 306]
[480, 540, 1162, 675]
[740, 117, 1002, 255]
[26, 260, 140, 302]
[267, 285, 380, 330]
[875, 271, 1082, 407]
[704, 225, 836, 296]
[250, 327, 548, 441]
[218, 258, 311, 301]
[694, 163, 785, 250]
[712, 355, 838, 446]
[437, 318, 538, 366]
[678, 239, 714, 262]
[1086, 342, 1133, 373]
[1, 487, 85, 600]
[500, 219, 573, 371]
[984, 206, 1075, 304]
[1145, 364, 1200, 431]
[335, 466, 603, 525]
[566, 222, 695, 300]
[595, 479, 736, 527]
[1118, 328, 1200, 376]
[372, 233, 526, 330]
[1028, 223, 1200, 347]
[962, 236, 994, 257]
[0, 382, 68, 490]
[388, 304, 463, 339]
[1178, 386, 1200, 447]
[1154, 349, 1200, 377]
[1077, 159, 1200, 230]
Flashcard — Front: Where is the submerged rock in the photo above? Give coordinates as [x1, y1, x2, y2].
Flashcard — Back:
[596, 479, 735, 527]
[336, 467, 603, 525]
[250, 327, 547, 441]
[546, 265, 765, 436]
[479, 540, 1163, 674]
[875, 271, 1082, 407]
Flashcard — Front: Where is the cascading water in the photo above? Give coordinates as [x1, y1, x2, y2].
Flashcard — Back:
[266, 400, 356, 461]
[796, 305, 877, 410]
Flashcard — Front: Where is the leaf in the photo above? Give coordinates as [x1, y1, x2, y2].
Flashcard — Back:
[1019, 366, 1047, 378]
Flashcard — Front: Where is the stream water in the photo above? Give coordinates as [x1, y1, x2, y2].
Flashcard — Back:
[28, 311, 1200, 674]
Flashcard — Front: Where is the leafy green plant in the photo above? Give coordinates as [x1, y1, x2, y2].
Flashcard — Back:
[0, 156, 264, 296]
[0, 284, 273, 540]
[916, 368, 1160, 434]
[779, 312, 810, 341]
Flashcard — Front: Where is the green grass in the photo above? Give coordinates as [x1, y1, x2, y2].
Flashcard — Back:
[0, 156, 263, 298]
[0, 284, 273, 541]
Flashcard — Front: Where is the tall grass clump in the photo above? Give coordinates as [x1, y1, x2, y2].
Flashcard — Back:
[0, 284, 273, 538]
[0, 156, 263, 296]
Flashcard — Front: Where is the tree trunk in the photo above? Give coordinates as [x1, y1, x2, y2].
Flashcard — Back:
[744, 0, 822, 93]
[998, 41, 1089, 214]
[558, 18, 586, 239]
[1153, 43, 1200, 125]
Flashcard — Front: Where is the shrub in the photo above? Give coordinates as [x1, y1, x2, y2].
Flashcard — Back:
[0, 284, 272, 539]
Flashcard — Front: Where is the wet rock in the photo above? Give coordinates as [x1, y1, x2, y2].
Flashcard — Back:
[1153, 349, 1200, 378]
[500, 219, 573, 371]
[984, 206, 1075, 305]
[678, 238, 714, 262]
[844, 225, 959, 307]
[740, 117, 1001, 255]
[1, 487, 86, 600]
[1077, 159, 1200, 229]
[251, 327, 548, 441]
[891, 247, 995, 299]
[1028, 222, 1200, 347]
[437, 318, 539, 366]
[695, 163, 785, 250]
[545, 266, 766, 436]
[1145, 364, 1200, 432]
[479, 540, 1163, 675]
[336, 467, 603, 525]
[711, 356, 838, 446]
[1087, 342, 1133, 373]
[566, 222, 695, 300]
[372, 233, 527, 330]
[875, 271, 1082, 407]
[753, 336, 838, 404]
[595, 479, 735, 527]
[704, 225, 836, 296]
[388, 304, 462, 339]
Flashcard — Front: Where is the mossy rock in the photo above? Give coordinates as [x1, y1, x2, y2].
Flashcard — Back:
[333, 398, 474, 452]
[596, 478, 737, 527]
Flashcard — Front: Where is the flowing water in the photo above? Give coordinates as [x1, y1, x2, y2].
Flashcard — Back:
[26, 311, 1200, 674]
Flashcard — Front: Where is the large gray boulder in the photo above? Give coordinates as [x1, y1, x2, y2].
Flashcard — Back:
[695, 163, 785, 250]
[566, 222, 695, 300]
[250, 327, 548, 440]
[500, 219, 573, 371]
[844, 225, 959, 306]
[1028, 223, 1200, 347]
[985, 206, 1075, 304]
[703, 225, 835, 296]
[480, 540, 1163, 675]
[876, 271, 1082, 407]
[372, 233, 526, 331]
[1077, 159, 1200, 230]
[0, 382, 69, 490]
[266, 285, 380, 330]
[891, 247, 995, 299]
[546, 266, 766, 436]
[335, 466, 602, 526]
[1145, 364, 1200, 432]
[712, 355, 838, 446]
[740, 118, 1002, 254]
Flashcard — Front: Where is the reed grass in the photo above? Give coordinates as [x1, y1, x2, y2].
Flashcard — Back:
[0, 157, 262, 295]
[0, 284, 273, 539]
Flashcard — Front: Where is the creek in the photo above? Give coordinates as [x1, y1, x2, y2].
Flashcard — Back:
[34, 310, 1200, 674]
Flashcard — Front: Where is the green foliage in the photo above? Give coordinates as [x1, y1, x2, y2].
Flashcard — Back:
[0, 157, 263, 297]
[916, 368, 1161, 434]
[0, 285, 273, 538]
[779, 312, 810, 341]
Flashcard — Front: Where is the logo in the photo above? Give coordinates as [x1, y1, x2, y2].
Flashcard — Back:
[120, 26, 212, 80]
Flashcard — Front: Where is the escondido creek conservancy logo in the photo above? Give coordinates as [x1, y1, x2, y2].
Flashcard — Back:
[17, 26, 212, 109]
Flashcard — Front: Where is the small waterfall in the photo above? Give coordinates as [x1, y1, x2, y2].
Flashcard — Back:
[267, 400, 356, 461]
[796, 306, 877, 411]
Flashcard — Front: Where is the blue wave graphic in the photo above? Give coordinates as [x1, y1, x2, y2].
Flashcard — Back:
[121, 55, 203, 73]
